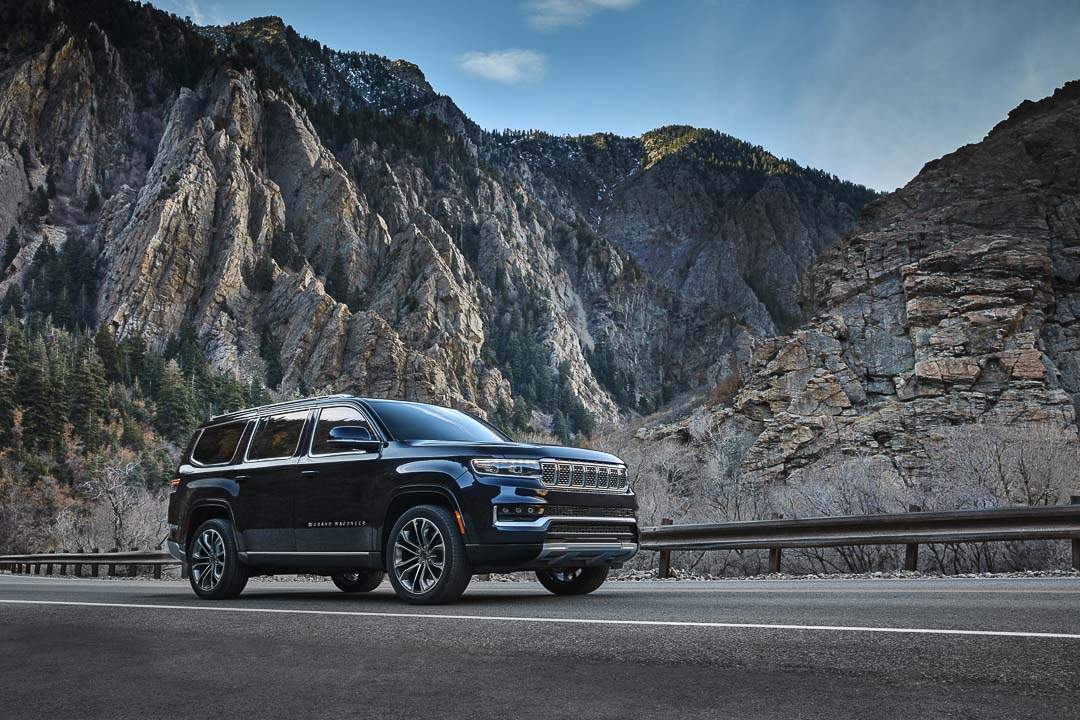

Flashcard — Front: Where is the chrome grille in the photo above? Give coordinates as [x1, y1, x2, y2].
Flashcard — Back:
[548, 522, 636, 537]
[542, 505, 636, 519]
[539, 460, 629, 493]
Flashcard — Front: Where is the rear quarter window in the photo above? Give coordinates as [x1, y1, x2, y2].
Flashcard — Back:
[191, 422, 247, 465]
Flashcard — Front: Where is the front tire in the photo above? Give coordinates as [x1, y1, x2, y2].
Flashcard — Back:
[331, 570, 385, 593]
[536, 567, 609, 596]
[188, 518, 248, 600]
[385, 505, 471, 605]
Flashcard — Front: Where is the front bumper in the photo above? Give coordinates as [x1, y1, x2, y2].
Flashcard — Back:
[528, 541, 638, 568]
[165, 539, 185, 563]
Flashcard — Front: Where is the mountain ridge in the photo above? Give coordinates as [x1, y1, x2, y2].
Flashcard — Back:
[0, 0, 874, 439]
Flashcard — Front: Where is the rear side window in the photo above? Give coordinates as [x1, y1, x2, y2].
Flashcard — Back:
[247, 411, 308, 461]
[311, 405, 376, 455]
[191, 422, 247, 466]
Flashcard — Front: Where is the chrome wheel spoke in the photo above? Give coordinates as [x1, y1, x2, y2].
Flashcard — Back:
[394, 517, 444, 595]
[192, 529, 225, 591]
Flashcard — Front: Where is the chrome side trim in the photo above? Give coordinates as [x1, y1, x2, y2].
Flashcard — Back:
[241, 557, 380, 561]
[492, 509, 638, 530]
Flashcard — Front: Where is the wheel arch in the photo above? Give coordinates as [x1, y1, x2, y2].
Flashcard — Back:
[380, 485, 464, 552]
[185, 500, 238, 550]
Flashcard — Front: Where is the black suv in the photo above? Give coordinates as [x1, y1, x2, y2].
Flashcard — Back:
[165, 395, 638, 604]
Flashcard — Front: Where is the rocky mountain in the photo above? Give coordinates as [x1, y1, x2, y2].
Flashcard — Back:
[0, 0, 874, 434]
[649, 81, 1080, 480]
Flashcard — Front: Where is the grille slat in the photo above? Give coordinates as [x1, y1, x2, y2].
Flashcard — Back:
[542, 505, 636, 519]
[539, 460, 629, 493]
[548, 522, 636, 537]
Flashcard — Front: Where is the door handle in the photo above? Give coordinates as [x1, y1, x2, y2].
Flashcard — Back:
[300, 470, 320, 477]
[233, 474, 250, 482]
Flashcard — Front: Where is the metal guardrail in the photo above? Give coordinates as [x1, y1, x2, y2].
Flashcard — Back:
[3, 502, 1079, 580]
[642, 501, 1080, 576]
[0, 551, 175, 579]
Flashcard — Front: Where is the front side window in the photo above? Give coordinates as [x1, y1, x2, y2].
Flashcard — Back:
[191, 421, 247, 465]
[367, 400, 509, 443]
[311, 405, 376, 455]
[247, 411, 308, 461]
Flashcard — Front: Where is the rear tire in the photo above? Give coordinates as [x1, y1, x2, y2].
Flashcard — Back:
[536, 566, 609, 596]
[188, 518, 248, 600]
[385, 505, 471, 605]
[331, 570, 385, 593]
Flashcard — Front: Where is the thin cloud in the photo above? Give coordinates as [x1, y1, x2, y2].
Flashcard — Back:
[523, 0, 641, 31]
[459, 49, 547, 84]
[164, 0, 223, 26]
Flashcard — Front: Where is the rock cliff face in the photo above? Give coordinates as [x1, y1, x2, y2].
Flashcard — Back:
[0, 0, 872, 428]
[651, 81, 1080, 479]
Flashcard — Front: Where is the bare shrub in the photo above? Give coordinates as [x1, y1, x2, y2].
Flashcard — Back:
[0, 453, 72, 554]
[52, 449, 168, 552]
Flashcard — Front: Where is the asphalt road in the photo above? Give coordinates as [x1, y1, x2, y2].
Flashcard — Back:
[1, 574, 1078, 719]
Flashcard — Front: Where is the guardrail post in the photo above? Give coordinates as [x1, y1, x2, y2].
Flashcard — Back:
[1072, 495, 1080, 572]
[658, 519, 674, 578]
[768, 513, 783, 573]
[153, 563, 161, 580]
[91, 548, 100, 578]
[107, 548, 117, 578]
[905, 504, 922, 571]
[45, 561, 53, 576]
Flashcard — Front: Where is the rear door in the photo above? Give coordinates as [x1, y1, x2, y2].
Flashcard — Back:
[294, 404, 381, 553]
[234, 410, 310, 553]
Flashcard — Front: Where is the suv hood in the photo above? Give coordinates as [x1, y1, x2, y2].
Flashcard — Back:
[403, 440, 623, 465]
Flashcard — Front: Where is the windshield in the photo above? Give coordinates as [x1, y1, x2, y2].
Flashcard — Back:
[367, 400, 510, 443]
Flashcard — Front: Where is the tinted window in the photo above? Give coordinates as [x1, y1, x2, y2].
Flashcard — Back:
[191, 422, 246, 465]
[367, 400, 508, 442]
[247, 411, 307, 461]
[311, 406, 376, 455]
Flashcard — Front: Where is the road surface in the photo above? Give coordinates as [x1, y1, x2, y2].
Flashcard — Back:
[1, 574, 1078, 718]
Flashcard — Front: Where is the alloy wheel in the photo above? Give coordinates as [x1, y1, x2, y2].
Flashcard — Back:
[190, 528, 225, 592]
[393, 517, 445, 594]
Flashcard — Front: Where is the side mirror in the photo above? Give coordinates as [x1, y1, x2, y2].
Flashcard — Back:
[327, 425, 382, 453]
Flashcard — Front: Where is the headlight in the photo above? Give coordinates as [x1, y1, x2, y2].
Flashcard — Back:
[470, 458, 542, 478]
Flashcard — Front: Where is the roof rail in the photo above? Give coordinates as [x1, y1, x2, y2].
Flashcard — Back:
[210, 394, 354, 422]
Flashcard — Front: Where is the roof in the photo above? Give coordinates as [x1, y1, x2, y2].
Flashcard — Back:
[205, 394, 362, 425]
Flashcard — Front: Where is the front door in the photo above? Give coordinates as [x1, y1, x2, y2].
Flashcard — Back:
[294, 404, 380, 553]
[233, 410, 310, 553]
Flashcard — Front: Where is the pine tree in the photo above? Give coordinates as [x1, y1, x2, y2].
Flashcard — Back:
[69, 342, 108, 446]
[94, 325, 121, 383]
[155, 360, 194, 443]
[3, 227, 18, 268]
[1, 310, 27, 379]
[325, 257, 350, 307]
[0, 347, 14, 445]
[20, 337, 60, 450]
[552, 410, 570, 446]
[247, 377, 272, 407]
[260, 328, 283, 390]
[84, 186, 101, 213]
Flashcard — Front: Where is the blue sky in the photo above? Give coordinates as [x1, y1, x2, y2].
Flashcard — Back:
[157, 0, 1080, 191]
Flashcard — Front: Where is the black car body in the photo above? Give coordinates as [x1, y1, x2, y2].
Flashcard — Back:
[166, 395, 638, 603]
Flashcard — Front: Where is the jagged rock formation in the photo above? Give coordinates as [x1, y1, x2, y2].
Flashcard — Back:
[0, 0, 872, 428]
[648, 81, 1080, 480]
